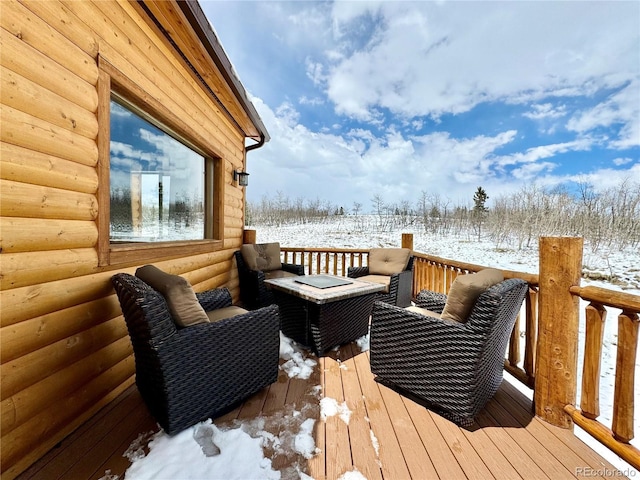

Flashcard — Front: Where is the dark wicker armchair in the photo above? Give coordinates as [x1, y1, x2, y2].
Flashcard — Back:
[370, 278, 528, 426]
[348, 249, 414, 307]
[234, 247, 304, 310]
[111, 273, 280, 435]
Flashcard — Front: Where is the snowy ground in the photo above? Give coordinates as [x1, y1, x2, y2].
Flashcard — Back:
[253, 216, 640, 291]
[109, 217, 639, 479]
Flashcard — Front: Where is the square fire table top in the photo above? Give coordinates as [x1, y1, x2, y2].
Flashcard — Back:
[265, 274, 385, 305]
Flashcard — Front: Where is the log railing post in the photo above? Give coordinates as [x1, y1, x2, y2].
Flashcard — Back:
[535, 237, 583, 428]
[401, 233, 413, 251]
[524, 287, 538, 383]
[243, 229, 256, 244]
[612, 310, 639, 443]
[580, 302, 607, 419]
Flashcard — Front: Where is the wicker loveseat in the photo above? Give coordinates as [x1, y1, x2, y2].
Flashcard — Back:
[370, 273, 528, 426]
[235, 242, 304, 310]
[111, 271, 280, 434]
[347, 248, 414, 307]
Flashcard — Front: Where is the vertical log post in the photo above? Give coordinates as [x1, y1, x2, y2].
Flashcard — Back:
[580, 302, 607, 419]
[402, 233, 414, 295]
[508, 314, 521, 368]
[524, 287, 538, 383]
[535, 237, 583, 428]
[401, 233, 413, 250]
[612, 311, 639, 443]
[243, 229, 256, 245]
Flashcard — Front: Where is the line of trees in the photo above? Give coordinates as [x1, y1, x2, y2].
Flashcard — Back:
[246, 180, 640, 251]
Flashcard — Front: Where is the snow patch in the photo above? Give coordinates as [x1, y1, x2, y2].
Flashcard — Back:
[280, 332, 317, 379]
[320, 397, 352, 425]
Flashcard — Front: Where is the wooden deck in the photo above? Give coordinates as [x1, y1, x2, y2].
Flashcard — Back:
[17, 342, 624, 480]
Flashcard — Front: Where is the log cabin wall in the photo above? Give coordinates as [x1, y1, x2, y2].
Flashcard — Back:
[0, 1, 264, 477]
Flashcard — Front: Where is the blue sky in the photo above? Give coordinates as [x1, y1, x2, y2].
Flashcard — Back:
[201, 1, 639, 211]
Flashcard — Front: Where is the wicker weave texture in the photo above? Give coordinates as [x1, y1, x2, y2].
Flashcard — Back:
[370, 278, 527, 425]
[275, 291, 375, 355]
[415, 290, 448, 313]
[111, 273, 280, 435]
[234, 250, 305, 310]
[348, 256, 414, 307]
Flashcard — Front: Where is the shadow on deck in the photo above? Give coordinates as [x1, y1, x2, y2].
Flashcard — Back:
[17, 342, 621, 480]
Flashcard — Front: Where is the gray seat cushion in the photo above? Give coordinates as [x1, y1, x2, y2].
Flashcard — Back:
[206, 306, 249, 323]
[356, 274, 391, 293]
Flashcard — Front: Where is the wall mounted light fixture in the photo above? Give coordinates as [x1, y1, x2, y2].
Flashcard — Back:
[234, 169, 249, 187]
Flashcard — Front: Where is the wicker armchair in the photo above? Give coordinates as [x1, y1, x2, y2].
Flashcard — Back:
[348, 249, 414, 307]
[370, 278, 528, 426]
[234, 247, 304, 310]
[111, 273, 280, 435]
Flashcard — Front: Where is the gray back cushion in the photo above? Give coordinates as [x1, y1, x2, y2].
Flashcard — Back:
[441, 269, 504, 323]
[368, 248, 410, 276]
[240, 243, 282, 271]
[136, 265, 209, 327]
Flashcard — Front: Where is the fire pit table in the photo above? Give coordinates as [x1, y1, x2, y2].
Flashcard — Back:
[265, 274, 385, 355]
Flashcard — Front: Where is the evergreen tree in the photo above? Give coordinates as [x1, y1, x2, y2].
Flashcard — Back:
[473, 186, 489, 213]
[472, 186, 489, 241]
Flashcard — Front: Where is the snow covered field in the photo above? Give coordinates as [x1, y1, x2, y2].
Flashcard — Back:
[252, 216, 640, 292]
[114, 218, 639, 479]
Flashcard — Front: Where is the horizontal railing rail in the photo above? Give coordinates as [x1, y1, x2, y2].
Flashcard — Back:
[566, 285, 640, 469]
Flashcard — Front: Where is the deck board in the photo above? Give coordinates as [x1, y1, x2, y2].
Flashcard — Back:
[323, 353, 353, 479]
[16, 342, 627, 480]
[352, 345, 412, 480]
[308, 355, 326, 480]
[475, 409, 548, 478]
[489, 387, 607, 480]
[497, 380, 620, 478]
[403, 396, 469, 480]
[459, 421, 522, 480]
[340, 344, 383, 480]
[377, 378, 439, 479]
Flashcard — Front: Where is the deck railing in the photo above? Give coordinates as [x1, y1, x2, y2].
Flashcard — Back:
[277, 234, 639, 469]
[565, 285, 640, 468]
[281, 247, 369, 277]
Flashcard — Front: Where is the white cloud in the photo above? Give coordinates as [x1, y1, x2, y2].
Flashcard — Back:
[613, 157, 633, 166]
[566, 163, 640, 191]
[247, 96, 640, 210]
[320, 1, 639, 126]
[274, 102, 301, 127]
[512, 161, 557, 180]
[524, 103, 567, 120]
[305, 58, 326, 86]
[299, 95, 324, 106]
[203, 1, 639, 209]
[567, 80, 640, 149]
[495, 138, 595, 167]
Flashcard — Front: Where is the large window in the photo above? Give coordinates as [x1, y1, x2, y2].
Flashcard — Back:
[97, 59, 224, 266]
[110, 99, 207, 243]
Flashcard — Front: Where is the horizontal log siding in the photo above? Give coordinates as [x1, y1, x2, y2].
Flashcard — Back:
[0, 1, 250, 477]
[0, 143, 99, 194]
